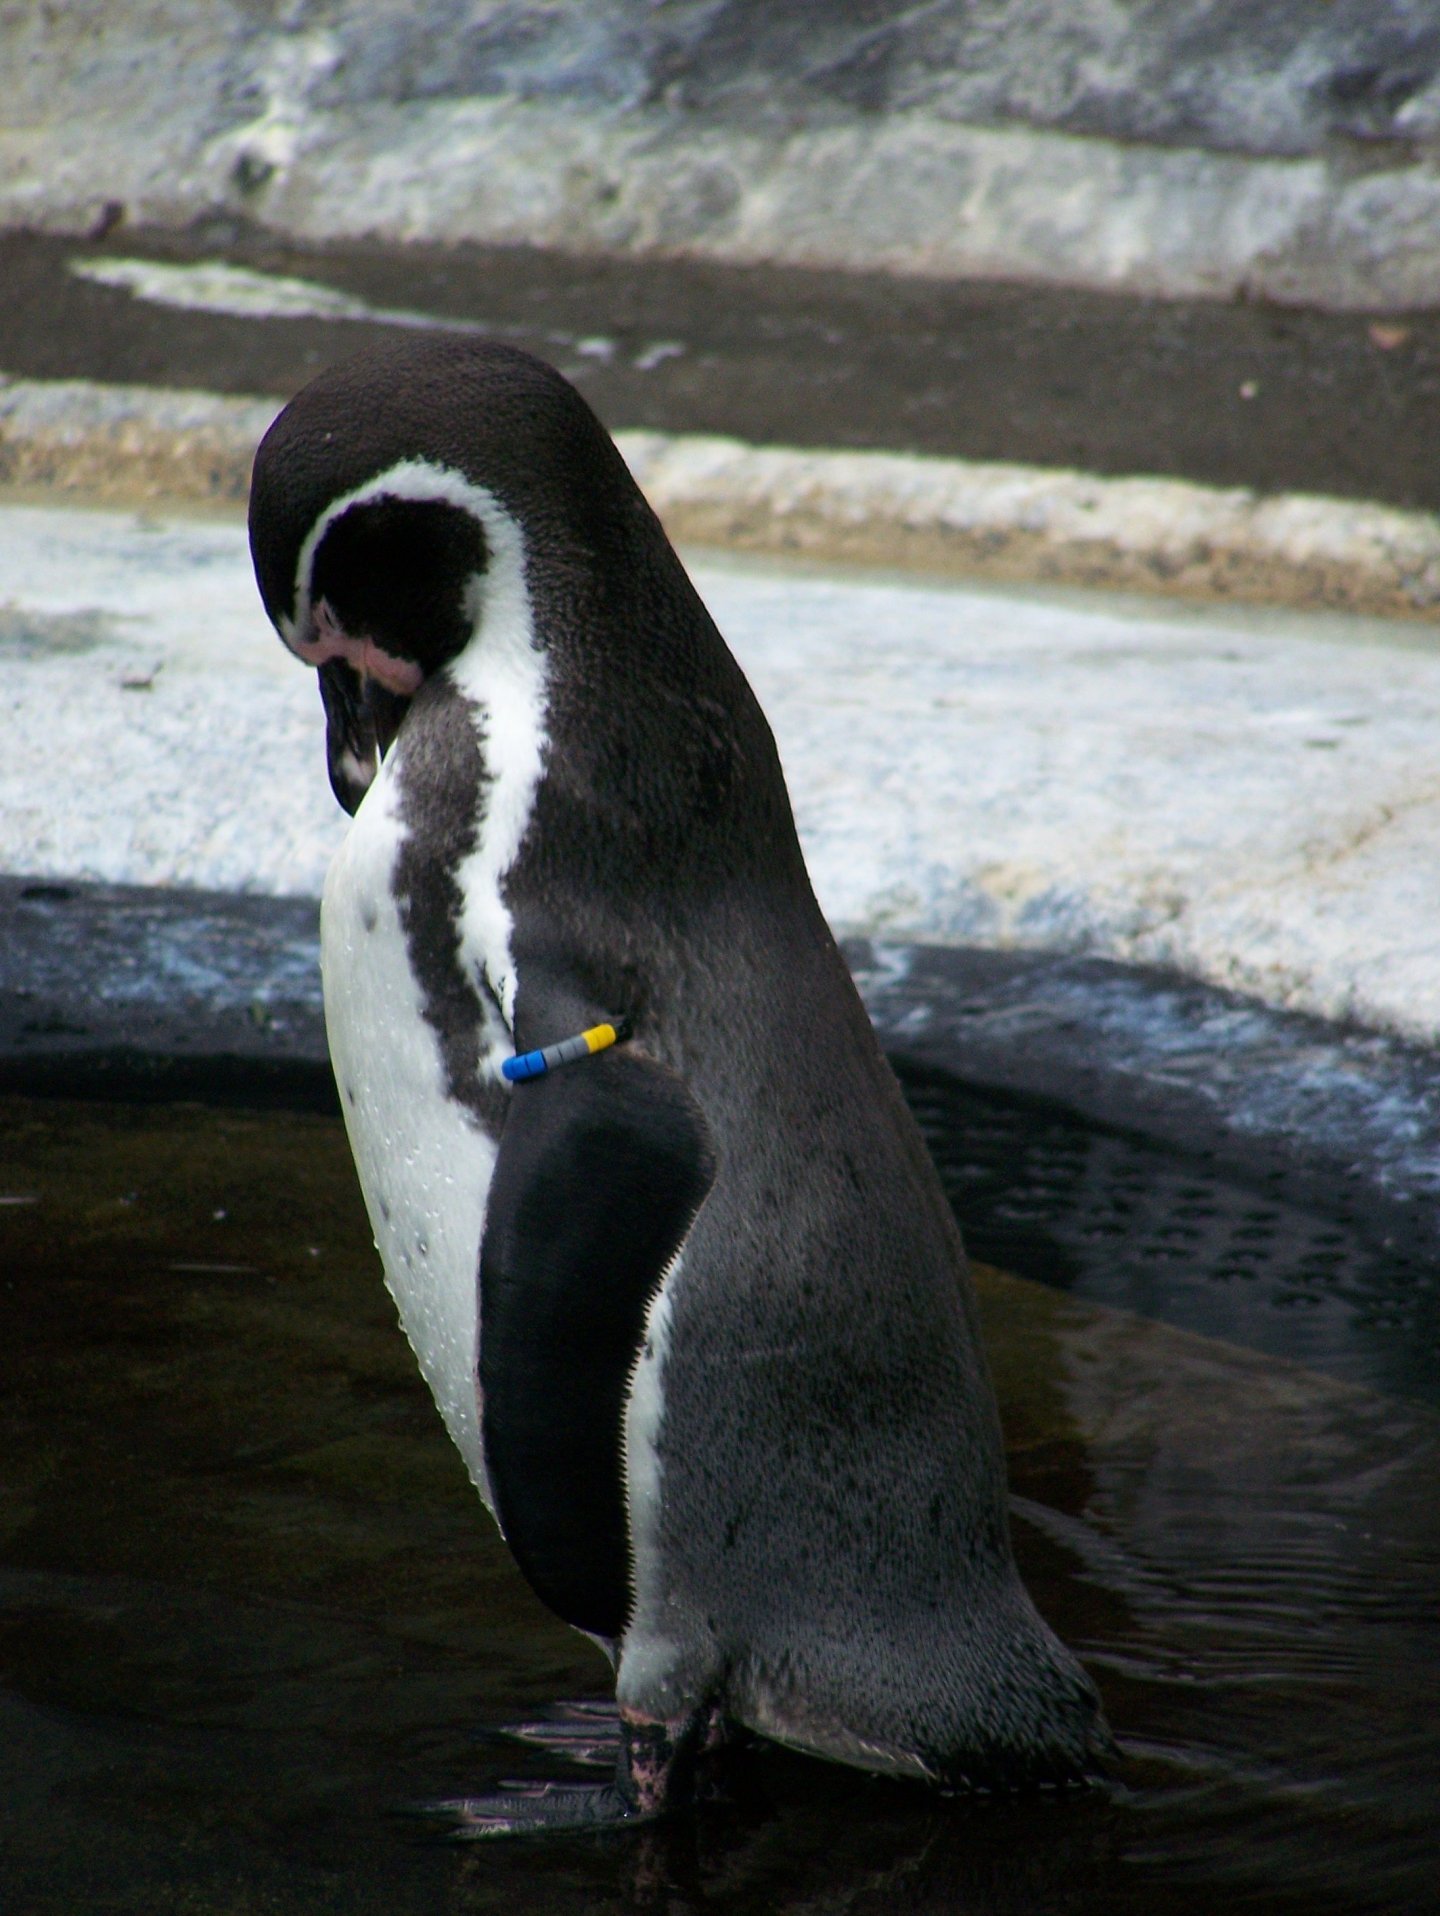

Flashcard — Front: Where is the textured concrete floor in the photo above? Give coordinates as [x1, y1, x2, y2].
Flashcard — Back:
[4, 499, 1437, 1046]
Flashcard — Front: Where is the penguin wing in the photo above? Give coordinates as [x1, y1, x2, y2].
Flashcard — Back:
[479, 1049, 716, 1639]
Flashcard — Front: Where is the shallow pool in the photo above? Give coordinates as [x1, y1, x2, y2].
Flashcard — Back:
[1, 1094, 1435, 1914]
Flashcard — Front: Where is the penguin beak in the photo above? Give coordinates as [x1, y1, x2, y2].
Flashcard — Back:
[317, 660, 412, 815]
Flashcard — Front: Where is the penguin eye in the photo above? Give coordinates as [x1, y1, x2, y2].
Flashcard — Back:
[311, 497, 489, 672]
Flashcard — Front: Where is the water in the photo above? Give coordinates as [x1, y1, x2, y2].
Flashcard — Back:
[898, 1060, 1440, 1408]
[1, 1094, 1436, 1914]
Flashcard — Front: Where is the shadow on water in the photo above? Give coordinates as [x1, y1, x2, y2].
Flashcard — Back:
[1, 1094, 1436, 1914]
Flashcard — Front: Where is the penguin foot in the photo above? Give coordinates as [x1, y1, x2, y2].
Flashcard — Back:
[422, 1704, 727, 1839]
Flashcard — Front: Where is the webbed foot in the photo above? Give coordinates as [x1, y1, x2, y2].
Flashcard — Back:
[427, 1777, 647, 1837]
[422, 1703, 724, 1840]
[496, 1696, 621, 1769]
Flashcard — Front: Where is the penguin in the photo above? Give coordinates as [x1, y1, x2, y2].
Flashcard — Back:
[248, 336, 1110, 1830]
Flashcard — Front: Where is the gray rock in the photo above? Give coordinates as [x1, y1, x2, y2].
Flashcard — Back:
[6, 3, 1440, 307]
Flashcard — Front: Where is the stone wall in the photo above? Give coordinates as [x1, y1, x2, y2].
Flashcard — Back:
[5, 2, 1440, 307]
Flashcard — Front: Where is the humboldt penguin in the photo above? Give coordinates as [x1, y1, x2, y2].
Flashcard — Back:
[247, 336, 1110, 1830]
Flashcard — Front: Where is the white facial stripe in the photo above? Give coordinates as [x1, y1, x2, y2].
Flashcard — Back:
[289, 453, 548, 1041]
[282, 456, 517, 651]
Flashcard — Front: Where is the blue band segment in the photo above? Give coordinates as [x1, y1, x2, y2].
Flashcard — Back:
[503, 1049, 550, 1083]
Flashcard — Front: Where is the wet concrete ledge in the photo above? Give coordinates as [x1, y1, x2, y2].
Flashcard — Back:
[6, 373, 1440, 620]
[4, 877, 1437, 1263]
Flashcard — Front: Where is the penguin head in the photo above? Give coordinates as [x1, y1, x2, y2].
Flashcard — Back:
[248, 337, 660, 815]
[251, 337, 794, 888]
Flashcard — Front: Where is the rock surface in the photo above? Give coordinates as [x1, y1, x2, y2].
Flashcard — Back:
[6, 2, 1440, 307]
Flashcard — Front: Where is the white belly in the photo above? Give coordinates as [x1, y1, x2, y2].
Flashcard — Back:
[321, 764, 500, 1508]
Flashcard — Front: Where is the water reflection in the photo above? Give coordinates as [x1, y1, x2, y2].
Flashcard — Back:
[985, 1272, 1439, 1915]
[1, 1097, 1435, 1913]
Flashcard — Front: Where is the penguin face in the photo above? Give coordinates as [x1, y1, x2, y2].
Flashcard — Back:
[305, 494, 486, 690]
[257, 467, 494, 815]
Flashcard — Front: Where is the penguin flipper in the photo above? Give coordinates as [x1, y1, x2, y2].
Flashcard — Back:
[480, 1048, 715, 1639]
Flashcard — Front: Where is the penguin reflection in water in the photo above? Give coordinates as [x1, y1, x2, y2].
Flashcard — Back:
[248, 338, 1110, 1832]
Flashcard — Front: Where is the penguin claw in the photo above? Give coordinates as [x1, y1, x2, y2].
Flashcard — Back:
[423, 1780, 651, 1839]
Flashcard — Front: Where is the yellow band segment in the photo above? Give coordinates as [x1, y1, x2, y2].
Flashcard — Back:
[582, 1023, 618, 1054]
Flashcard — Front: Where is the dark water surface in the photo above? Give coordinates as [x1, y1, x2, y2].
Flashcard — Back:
[1, 1095, 1436, 1914]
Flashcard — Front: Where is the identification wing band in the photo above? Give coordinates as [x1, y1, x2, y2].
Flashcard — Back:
[502, 1019, 632, 1084]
